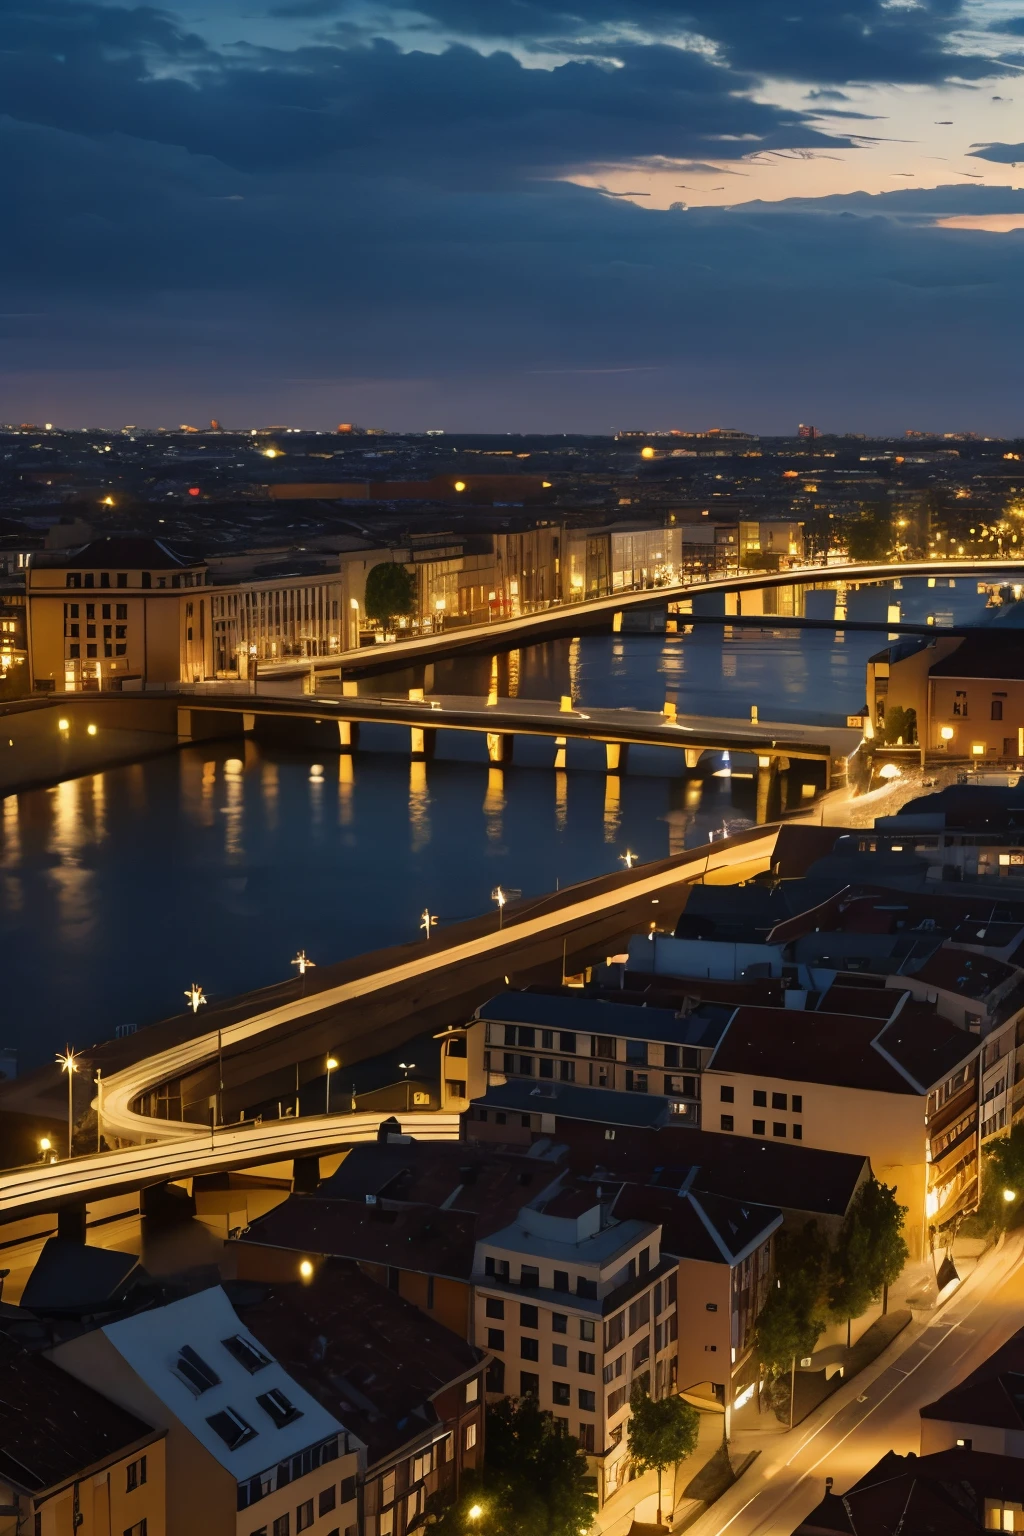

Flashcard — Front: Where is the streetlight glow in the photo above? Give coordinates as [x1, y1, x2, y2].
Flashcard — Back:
[1005, 1188, 1017, 1203]
[292, 950, 316, 977]
[491, 886, 506, 928]
[326, 1055, 339, 1114]
[299, 1259, 314, 1279]
[184, 983, 207, 1014]
[420, 908, 438, 942]
[468, 1507, 483, 1522]
[56, 1048, 77, 1159]
[620, 850, 637, 869]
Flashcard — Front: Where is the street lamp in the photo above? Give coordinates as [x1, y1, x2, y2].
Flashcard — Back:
[326, 1057, 338, 1114]
[468, 1508, 483, 1523]
[184, 983, 207, 1014]
[56, 1048, 77, 1158]
[399, 1062, 416, 1112]
[420, 908, 438, 942]
[1004, 1188, 1017, 1204]
[39, 1136, 52, 1163]
[620, 850, 637, 870]
[292, 950, 315, 996]
[491, 886, 507, 929]
[299, 1259, 313, 1281]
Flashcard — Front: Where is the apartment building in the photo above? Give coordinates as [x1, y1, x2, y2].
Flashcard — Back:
[50, 1286, 360, 1536]
[866, 630, 1024, 761]
[0, 1335, 165, 1536]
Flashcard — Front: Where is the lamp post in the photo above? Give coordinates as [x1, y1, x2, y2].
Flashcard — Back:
[292, 950, 315, 996]
[184, 983, 207, 1015]
[39, 1136, 52, 1163]
[620, 850, 637, 870]
[95, 1068, 103, 1153]
[399, 1061, 416, 1112]
[56, 1048, 77, 1158]
[326, 1057, 338, 1114]
[420, 909, 438, 943]
[491, 886, 506, 929]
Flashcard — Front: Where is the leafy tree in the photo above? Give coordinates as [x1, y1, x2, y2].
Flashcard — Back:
[429, 1398, 597, 1536]
[829, 1178, 908, 1332]
[364, 561, 416, 629]
[627, 1381, 700, 1523]
[755, 1221, 830, 1376]
[882, 705, 917, 746]
[846, 509, 893, 563]
[973, 1125, 1024, 1234]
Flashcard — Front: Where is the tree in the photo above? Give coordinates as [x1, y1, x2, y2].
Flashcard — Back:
[829, 1178, 908, 1337]
[627, 1381, 700, 1524]
[979, 1125, 1024, 1232]
[364, 561, 416, 629]
[846, 508, 893, 563]
[755, 1220, 830, 1376]
[429, 1398, 597, 1536]
[882, 705, 917, 745]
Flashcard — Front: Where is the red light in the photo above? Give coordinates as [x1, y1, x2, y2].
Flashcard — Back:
[188, 487, 200, 497]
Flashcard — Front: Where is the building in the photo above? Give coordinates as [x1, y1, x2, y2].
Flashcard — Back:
[232, 1264, 485, 1536]
[0, 1333, 165, 1536]
[50, 1286, 361, 1536]
[792, 1447, 1024, 1534]
[867, 631, 1024, 762]
[920, 1328, 1024, 1457]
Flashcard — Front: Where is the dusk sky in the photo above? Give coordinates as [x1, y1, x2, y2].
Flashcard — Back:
[5, 0, 1024, 432]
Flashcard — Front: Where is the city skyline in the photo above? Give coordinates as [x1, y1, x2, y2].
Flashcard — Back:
[4, 0, 1024, 431]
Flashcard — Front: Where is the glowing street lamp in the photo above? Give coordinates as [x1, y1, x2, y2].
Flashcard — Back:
[620, 850, 637, 870]
[491, 886, 507, 929]
[1004, 1188, 1017, 1204]
[468, 1508, 483, 1523]
[299, 1259, 313, 1281]
[292, 950, 315, 976]
[420, 908, 438, 942]
[39, 1136, 52, 1163]
[326, 1056, 339, 1114]
[399, 1061, 416, 1112]
[184, 983, 207, 1014]
[56, 1048, 77, 1158]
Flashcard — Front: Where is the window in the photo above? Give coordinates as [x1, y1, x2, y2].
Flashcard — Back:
[578, 1352, 595, 1374]
[487, 1359, 505, 1393]
[539, 1059, 553, 1079]
[123, 1524, 147, 1536]
[296, 1501, 314, 1533]
[772, 1092, 787, 1110]
[520, 1372, 539, 1396]
[87, 644, 97, 657]
[341, 1478, 357, 1506]
[792, 1094, 803, 1112]
[578, 1423, 595, 1452]
[625, 1070, 648, 1093]
[177, 1345, 221, 1394]
[793, 1124, 803, 1141]
[752, 1090, 767, 1107]
[720, 1086, 734, 1103]
[576, 1278, 597, 1300]
[552, 1344, 568, 1366]
[552, 1313, 568, 1334]
[953, 690, 967, 717]
[579, 1319, 595, 1342]
[223, 1335, 272, 1373]
[603, 1355, 624, 1384]
[559, 1061, 575, 1082]
[487, 1329, 505, 1350]
[126, 1457, 147, 1491]
[207, 1407, 258, 1449]
[559, 1032, 576, 1053]
[632, 1337, 650, 1370]
[753, 1119, 765, 1135]
[553, 1270, 569, 1292]
[520, 1303, 539, 1327]
[721, 1115, 734, 1132]
[553, 1381, 571, 1405]
[464, 1423, 478, 1450]
[628, 1295, 650, 1334]
[626, 1040, 648, 1066]
[993, 699, 1004, 721]
[578, 1390, 596, 1413]
[486, 1297, 504, 1319]
[319, 1489, 337, 1517]
[592, 1035, 615, 1059]
[521, 1337, 539, 1361]
[67, 573, 81, 588]
[273, 1517, 290, 1536]
[773, 1123, 786, 1139]
[117, 573, 128, 588]
[100, 572, 110, 588]
[520, 1266, 540, 1290]
[484, 1258, 509, 1282]
[605, 1313, 624, 1349]
[257, 1389, 303, 1429]
[607, 1386, 628, 1417]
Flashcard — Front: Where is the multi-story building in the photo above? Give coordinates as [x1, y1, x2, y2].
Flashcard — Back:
[0, 1334, 165, 1536]
[867, 630, 1024, 761]
[50, 1286, 361, 1536]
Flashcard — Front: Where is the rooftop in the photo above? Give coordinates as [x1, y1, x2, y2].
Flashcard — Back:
[920, 1326, 1024, 1432]
[30, 535, 201, 570]
[794, 1447, 1024, 1535]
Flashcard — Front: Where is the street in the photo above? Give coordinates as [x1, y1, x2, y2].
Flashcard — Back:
[689, 1234, 1024, 1535]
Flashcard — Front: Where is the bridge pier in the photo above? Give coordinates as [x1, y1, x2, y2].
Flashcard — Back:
[605, 742, 628, 774]
[684, 748, 702, 770]
[338, 720, 359, 752]
[756, 755, 782, 824]
[554, 736, 567, 770]
[410, 726, 436, 761]
[487, 732, 513, 765]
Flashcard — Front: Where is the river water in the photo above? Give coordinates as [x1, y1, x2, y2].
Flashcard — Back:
[0, 577, 998, 1067]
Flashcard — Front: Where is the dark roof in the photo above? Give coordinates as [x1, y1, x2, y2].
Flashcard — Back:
[0, 1334, 157, 1494]
[31, 536, 200, 570]
[614, 1185, 781, 1266]
[20, 1238, 145, 1316]
[929, 633, 1024, 680]
[239, 1195, 481, 1280]
[318, 1141, 559, 1217]
[232, 1262, 483, 1464]
[707, 1005, 975, 1094]
[476, 1079, 671, 1128]
[921, 1326, 1024, 1431]
[912, 946, 1015, 1001]
[793, 1447, 1024, 1535]
[474, 991, 691, 1045]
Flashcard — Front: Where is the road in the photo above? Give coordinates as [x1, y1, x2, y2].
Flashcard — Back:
[690, 1234, 1024, 1535]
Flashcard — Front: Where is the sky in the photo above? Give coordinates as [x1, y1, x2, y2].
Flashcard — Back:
[3, 0, 1024, 433]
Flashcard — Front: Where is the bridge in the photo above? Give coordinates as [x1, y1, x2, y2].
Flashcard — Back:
[0, 825, 783, 1227]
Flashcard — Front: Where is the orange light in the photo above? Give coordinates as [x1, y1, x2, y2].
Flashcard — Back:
[783, 470, 799, 479]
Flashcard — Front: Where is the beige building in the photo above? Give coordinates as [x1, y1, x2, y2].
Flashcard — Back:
[867, 631, 1024, 761]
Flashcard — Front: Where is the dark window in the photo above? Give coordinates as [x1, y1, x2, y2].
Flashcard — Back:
[772, 1092, 787, 1110]
[206, 1408, 257, 1449]
[793, 1124, 803, 1140]
[319, 1489, 336, 1518]
[626, 1040, 647, 1065]
[116, 603, 128, 620]
[753, 1119, 765, 1135]
[539, 1058, 554, 1079]
[580, 1320, 595, 1342]
[605, 1313, 624, 1349]
[553, 1381, 571, 1405]
[116, 625, 127, 639]
[102, 604, 111, 619]
[792, 1094, 803, 1112]
[66, 574, 81, 588]
[720, 1086, 734, 1103]
[592, 1036, 615, 1059]
[632, 1337, 650, 1370]
[553, 1270, 569, 1292]
[487, 1329, 505, 1350]
[222, 1335, 271, 1373]
[86, 604, 95, 618]
[141, 572, 151, 588]
[628, 1295, 650, 1334]
[578, 1423, 595, 1452]
[126, 1457, 147, 1491]
[69, 643, 80, 658]
[753, 1090, 767, 1107]
[578, 1389, 596, 1412]
[273, 1517, 289, 1536]
[177, 1345, 221, 1394]
[123, 1524, 147, 1536]
[100, 572, 110, 588]
[117, 573, 128, 588]
[520, 1337, 539, 1361]
[486, 1298, 504, 1319]
[559, 1032, 576, 1053]
[559, 1060, 575, 1082]
[296, 1501, 313, 1533]
[552, 1313, 568, 1334]
[115, 643, 127, 655]
[520, 1303, 539, 1327]
[721, 1115, 734, 1132]
[773, 1122, 787, 1138]
[485, 1257, 509, 1282]
[257, 1389, 302, 1429]
[576, 1277, 597, 1300]
[520, 1372, 539, 1396]
[86, 643, 97, 657]
[993, 699, 1004, 721]
[578, 1352, 595, 1374]
[625, 1070, 648, 1093]
[520, 1266, 540, 1290]
[552, 1344, 567, 1366]
[340, 1478, 357, 1506]
[84, 573, 94, 587]
[486, 1359, 505, 1393]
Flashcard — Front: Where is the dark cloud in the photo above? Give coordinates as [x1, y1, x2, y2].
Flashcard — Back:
[969, 141, 1024, 163]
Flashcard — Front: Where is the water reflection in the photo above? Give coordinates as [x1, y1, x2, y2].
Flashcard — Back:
[483, 767, 505, 846]
[409, 760, 431, 852]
